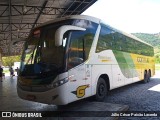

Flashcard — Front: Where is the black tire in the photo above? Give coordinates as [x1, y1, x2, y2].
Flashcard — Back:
[147, 70, 151, 82]
[95, 78, 107, 101]
[143, 71, 149, 83]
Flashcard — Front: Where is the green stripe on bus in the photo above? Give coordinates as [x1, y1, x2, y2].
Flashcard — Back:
[113, 50, 138, 78]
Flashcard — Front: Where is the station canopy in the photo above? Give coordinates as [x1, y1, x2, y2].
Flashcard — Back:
[0, 0, 97, 56]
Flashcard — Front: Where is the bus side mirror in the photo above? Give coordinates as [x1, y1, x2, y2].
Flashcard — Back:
[55, 25, 86, 46]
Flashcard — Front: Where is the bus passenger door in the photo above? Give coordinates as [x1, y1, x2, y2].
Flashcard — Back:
[66, 33, 89, 102]
[66, 28, 95, 102]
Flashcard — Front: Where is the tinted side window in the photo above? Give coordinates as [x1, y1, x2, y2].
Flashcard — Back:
[112, 32, 125, 51]
[96, 24, 154, 56]
[125, 37, 136, 53]
[96, 25, 113, 52]
[68, 21, 98, 69]
[68, 31, 95, 69]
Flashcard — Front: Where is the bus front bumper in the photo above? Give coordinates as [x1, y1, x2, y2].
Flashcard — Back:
[17, 83, 68, 105]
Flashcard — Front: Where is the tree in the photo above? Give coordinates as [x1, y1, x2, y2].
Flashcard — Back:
[2, 56, 21, 66]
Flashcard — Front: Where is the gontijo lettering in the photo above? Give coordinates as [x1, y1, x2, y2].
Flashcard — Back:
[137, 57, 149, 63]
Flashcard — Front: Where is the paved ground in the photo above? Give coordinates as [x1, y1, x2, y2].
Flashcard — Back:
[0, 71, 160, 120]
[103, 71, 160, 120]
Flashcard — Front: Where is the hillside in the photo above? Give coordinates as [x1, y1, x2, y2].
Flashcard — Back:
[132, 33, 160, 54]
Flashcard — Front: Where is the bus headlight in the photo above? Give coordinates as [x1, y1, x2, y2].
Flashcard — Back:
[46, 77, 69, 89]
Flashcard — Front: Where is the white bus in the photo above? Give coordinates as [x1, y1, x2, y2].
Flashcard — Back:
[17, 15, 155, 105]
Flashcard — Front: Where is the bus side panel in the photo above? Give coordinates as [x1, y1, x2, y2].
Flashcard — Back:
[111, 64, 125, 88]
[67, 64, 87, 103]
[90, 50, 155, 96]
[89, 50, 124, 94]
[130, 54, 155, 80]
[151, 57, 155, 76]
[112, 51, 138, 85]
[91, 64, 112, 95]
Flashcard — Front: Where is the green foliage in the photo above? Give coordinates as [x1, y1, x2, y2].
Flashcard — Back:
[132, 33, 160, 46]
[2, 55, 21, 66]
[155, 53, 160, 64]
[155, 64, 160, 70]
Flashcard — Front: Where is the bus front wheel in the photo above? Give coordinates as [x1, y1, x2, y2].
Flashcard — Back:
[95, 78, 107, 101]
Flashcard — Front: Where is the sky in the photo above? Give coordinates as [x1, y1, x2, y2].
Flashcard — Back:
[83, 0, 160, 34]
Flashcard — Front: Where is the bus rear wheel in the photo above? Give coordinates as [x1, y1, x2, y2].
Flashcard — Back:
[143, 70, 149, 83]
[147, 70, 151, 82]
[95, 78, 107, 101]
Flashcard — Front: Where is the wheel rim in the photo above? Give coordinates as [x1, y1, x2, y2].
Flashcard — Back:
[98, 83, 105, 97]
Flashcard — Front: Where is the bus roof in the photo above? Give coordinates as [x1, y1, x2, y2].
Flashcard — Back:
[35, 15, 100, 28]
[34, 15, 153, 47]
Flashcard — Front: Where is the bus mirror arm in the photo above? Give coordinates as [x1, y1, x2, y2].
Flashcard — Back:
[9, 38, 27, 53]
[11, 38, 27, 45]
[55, 25, 86, 46]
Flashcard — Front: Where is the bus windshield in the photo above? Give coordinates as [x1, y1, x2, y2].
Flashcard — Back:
[20, 19, 98, 82]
